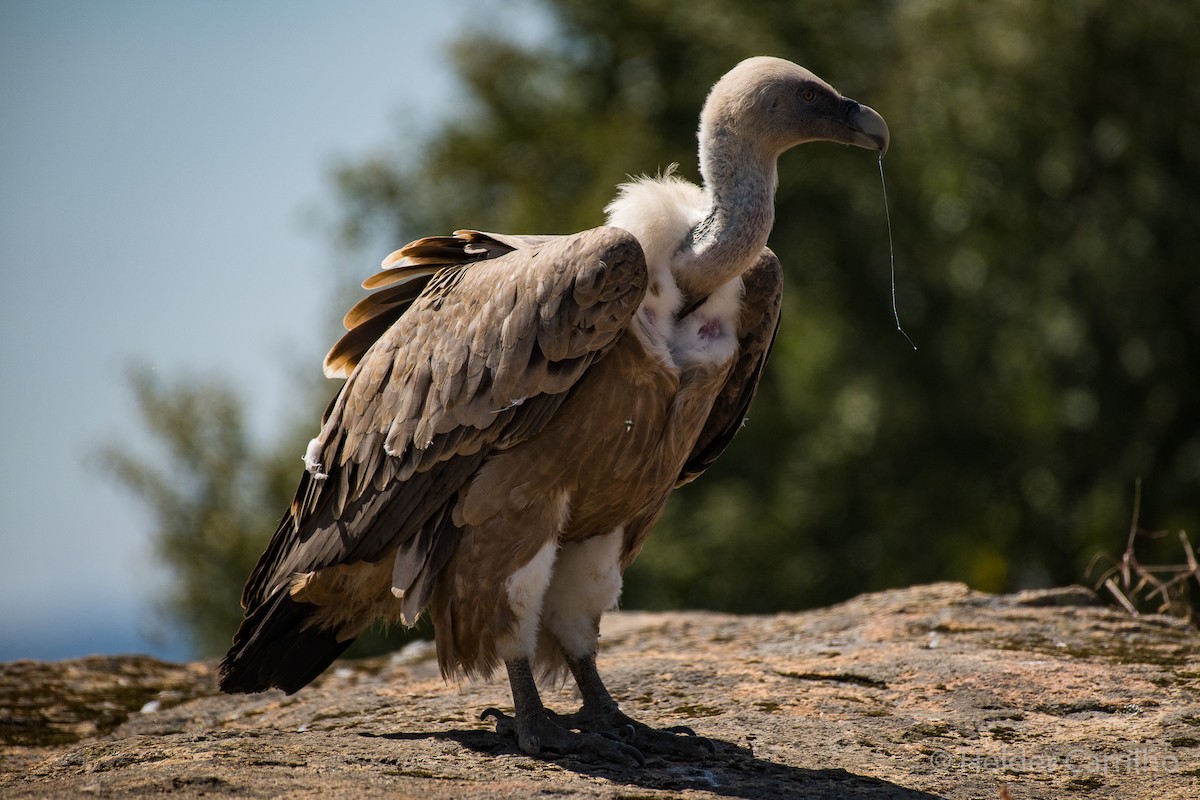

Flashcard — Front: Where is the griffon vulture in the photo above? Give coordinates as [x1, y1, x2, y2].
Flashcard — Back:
[219, 56, 889, 763]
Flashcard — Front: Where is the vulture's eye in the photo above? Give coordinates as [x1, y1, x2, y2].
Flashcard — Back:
[800, 87, 818, 103]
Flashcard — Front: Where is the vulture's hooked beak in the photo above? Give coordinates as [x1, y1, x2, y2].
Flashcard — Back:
[839, 98, 890, 156]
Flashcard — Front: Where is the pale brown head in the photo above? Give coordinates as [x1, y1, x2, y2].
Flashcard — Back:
[699, 56, 890, 163]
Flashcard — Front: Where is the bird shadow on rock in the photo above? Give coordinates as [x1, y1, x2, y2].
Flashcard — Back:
[365, 729, 943, 800]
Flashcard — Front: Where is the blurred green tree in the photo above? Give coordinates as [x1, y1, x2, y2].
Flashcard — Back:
[100, 366, 291, 655]
[110, 0, 1199, 655]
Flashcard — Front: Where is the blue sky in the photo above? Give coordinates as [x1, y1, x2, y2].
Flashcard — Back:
[0, 1, 550, 661]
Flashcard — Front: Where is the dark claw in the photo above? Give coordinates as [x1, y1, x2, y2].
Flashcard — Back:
[555, 707, 714, 760]
[480, 707, 516, 738]
[663, 724, 697, 736]
[618, 741, 647, 767]
[484, 705, 645, 765]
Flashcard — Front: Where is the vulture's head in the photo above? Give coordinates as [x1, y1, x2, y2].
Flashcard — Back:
[699, 56, 890, 166]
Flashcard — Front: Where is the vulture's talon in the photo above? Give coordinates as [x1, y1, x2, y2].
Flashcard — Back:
[480, 707, 516, 738]
[630, 725, 715, 759]
[558, 706, 714, 760]
[490, 705, 646, 766]
[617, 742, 647, 767]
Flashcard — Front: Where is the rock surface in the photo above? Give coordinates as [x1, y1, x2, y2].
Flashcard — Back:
[2, 583, 1198, 799]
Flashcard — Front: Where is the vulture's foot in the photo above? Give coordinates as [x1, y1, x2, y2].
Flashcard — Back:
[555, 705, 716, 760]
[481, 707, 645, 766]
[559, 653, 715, 760]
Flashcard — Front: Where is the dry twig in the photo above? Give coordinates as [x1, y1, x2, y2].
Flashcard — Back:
[1087, 480, 1199, 626]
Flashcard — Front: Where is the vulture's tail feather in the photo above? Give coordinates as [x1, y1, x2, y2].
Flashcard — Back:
[218, 589, 353, 695]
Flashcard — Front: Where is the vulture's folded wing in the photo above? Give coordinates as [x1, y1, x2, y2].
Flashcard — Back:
[241, 227, 647, 615]
[676, 248, 783, 485]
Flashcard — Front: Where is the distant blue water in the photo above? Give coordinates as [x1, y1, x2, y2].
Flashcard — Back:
[0, 611, 192, 664]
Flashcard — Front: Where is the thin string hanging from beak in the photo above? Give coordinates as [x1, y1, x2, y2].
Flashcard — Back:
[878, 153, 916, 351]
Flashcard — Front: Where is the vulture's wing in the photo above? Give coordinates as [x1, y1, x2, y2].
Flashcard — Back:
[676, 248, 783, 485]
[241, 227, 647, 620]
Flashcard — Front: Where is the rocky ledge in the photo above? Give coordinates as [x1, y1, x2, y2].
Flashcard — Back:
[2, 583, 1198, 799]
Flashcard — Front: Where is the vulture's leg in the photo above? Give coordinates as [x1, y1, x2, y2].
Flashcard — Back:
[477, 532, 643, 763]
[537, 530, 715, 759]
[482, 658, 644, 765]
[556, 652, 716, 759]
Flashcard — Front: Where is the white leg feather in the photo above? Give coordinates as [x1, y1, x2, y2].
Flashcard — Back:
[496, 540, 560, 663]
[541, 528, 625, 659]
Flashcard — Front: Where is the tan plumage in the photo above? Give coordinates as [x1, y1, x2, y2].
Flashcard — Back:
[246, 229, 647, 624]
[220, 56, 888, 762]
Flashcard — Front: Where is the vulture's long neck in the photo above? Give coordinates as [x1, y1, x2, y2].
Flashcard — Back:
[675, 123, 779, 303]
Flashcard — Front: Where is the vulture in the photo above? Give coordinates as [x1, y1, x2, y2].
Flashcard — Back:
[220, 56, 889, 763]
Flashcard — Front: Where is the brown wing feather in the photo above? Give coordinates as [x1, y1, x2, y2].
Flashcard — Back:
[242, 227, 647, 614]
[676, 248, 783, 485]
[342, 269, 442, 328]
[324, 236, 515, 379]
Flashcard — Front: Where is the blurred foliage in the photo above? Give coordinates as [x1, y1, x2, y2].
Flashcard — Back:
[111, 0, 1199, 655]
[104, 366, 417, 656]
[101, 366, 287, 655]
